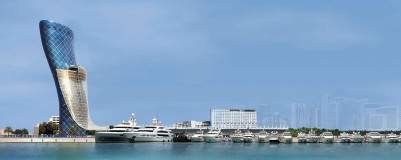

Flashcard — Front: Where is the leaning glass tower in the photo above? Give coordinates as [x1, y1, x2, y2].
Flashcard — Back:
[39, 20, 103, 136]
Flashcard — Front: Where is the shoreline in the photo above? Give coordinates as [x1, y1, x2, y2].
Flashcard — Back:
[0, 137, 95, 143]
[0, 137, 302, 143]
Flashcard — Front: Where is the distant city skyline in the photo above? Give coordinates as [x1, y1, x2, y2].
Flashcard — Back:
[2, 1, 401, 131]
[264, 93, 401, 131]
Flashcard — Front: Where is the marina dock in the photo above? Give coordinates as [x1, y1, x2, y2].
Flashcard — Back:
[170, 128, 289, 134]
[0, 136, 396, 143]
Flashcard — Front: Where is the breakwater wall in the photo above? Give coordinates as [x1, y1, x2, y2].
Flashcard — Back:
[0, 138, 95, 143]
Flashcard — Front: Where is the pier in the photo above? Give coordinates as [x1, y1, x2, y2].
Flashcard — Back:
[0, 138, 95, 143]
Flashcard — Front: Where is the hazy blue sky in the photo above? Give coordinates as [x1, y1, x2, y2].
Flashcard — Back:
[2, 0, 401, 130]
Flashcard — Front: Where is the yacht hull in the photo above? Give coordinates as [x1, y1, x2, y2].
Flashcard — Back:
[298, 138, 307, 143]
[243, 137, 254, 143]
[367, 138, 381, 143]
[190, 136, 205, 142]
[337, 138, 351, 143]
[203, 136, 222, 143]
[307, 137, 319, 143]
[350, 138, 364, 143]
[258, 137, 268, 143]
[386, 139, 398, 143]
[320, 138, 334, 143]
[128, 136, 173, 142]
[173, 136, 190, 142]
[124, 133, 172, 142]
[269, 138, 280, 143]
[281, 137, 292, 143]
[232, 137, 244, 143]
[95, 132, 129, 143]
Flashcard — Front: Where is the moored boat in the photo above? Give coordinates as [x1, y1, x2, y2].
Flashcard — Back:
[297, 132, 307, 143]
[365, 132, 382, 143]
[243, 130, 255, 143]
[269, 131, 280, 143]
[231, 129, 244, 143]
[95, 113, 140, 143]
[319, 132, 334, 143]
[280, 132, 292, 143]
[190, 130, 205, 142]
[173, 133, 191, 142]
[350, 132, 364, 143]
[202, 129, 223, 143]
[386, 133, 398, 143]
[258, 130, 268, 143]
[337, 132, 351, 143]
[306, 131, 319, 143]
[124, 117, 173, 142]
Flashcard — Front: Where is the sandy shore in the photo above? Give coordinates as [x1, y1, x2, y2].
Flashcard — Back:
[0, 137, 95, 143]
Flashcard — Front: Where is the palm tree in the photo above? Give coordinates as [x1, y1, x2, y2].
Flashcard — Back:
[4, 126, 13, 137]
[69, 126, 77, 136]
[22, 128, 29, 135]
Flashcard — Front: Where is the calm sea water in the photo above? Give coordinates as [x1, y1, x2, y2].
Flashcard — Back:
[1, 143, 401, 160]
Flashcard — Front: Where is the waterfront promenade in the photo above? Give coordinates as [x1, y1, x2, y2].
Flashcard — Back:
[0, 138, 95, 143]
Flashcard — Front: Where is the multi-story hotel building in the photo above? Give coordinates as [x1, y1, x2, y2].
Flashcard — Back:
[48, 116, 60, 125]
[210, 109, 257, 129]
[39, 20, 105, 136]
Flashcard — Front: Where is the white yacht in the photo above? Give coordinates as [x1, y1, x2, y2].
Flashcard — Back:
[386, 133, 398, 143]
[124, 117, 173, 142]
[269, 131, 280, 143]
[280, 132, 292, 143]
[306, 131, 319, 143]
[203, 129, 223, 143]
[337, 132, 351, 143]
[95, 113, 140, 143]
[231, 129, 244, 143]
[350, 132, 364, 143]
[243, 130, 255, 143]
[297, 132, 307, 143]
[366, 132, 382, 143]
[319, 132, 334, 143]
[258, 130, 268, 143]
[190, 130, 205, 142]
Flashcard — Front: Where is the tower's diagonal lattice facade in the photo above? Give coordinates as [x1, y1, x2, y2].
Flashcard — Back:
[39, 20, 104, 136]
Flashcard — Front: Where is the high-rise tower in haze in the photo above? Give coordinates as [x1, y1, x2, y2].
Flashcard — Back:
[290, 103, 309, 128]
[39, 20, 104, 135]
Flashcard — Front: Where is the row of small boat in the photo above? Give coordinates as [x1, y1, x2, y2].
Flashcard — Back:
[231, 130, 292, 143]
[178, 130, 401, 143]
[178, 129, 293, 143]
[298, 131, 359, 143]
[298, 131, 401, 143]
[334, 132, 401, 143]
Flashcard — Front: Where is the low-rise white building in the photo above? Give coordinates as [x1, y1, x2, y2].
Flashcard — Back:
[210, 109, 257, 129]
[49, 116, 60, 124]
[33, 124, 39, 135]
[173, 121, 211, 128]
